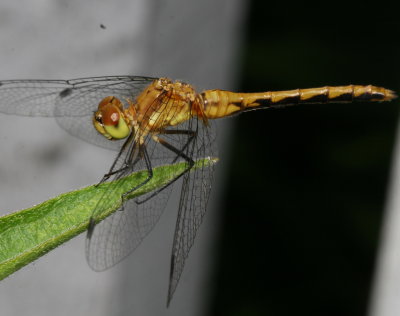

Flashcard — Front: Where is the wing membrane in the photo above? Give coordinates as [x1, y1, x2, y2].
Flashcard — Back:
[0, 76, 155, 150]
[85, 88, 202, 271]
[0, 75, 218, 303]
[167, 117, 217, 304]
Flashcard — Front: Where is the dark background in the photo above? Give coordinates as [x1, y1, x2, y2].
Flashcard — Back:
[211, 1, 400, 315]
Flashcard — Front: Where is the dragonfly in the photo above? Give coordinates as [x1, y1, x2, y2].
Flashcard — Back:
[0, 76, 395, 305]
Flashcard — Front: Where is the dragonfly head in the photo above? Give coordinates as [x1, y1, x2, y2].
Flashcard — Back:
[93, 96, 131, 140]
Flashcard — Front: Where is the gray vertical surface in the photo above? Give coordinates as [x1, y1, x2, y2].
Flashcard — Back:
[0, 0, 246, 315]
[369, 122, 400, 316]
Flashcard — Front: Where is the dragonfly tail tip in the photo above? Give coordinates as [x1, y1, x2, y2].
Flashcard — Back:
[386, 89, 398, 101]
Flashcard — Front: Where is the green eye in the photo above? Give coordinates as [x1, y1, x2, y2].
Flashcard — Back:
[104, 117, 131, 139]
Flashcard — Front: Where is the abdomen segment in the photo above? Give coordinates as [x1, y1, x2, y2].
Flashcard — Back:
[201, 85, 396, 119]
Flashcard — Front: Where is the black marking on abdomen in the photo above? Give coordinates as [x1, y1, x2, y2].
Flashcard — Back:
[231, 101, 246, 109]
[302, 93, 328, 103]
[253, 96, 303, 107]
[357, 91, 385, 101]
[328, 92, 354, 102]
[274, 96, 300, 105]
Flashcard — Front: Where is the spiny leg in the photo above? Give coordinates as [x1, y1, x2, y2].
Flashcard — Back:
[98, 133, 136, 184]
[135, 131, 195, 204]
[88, 145, 153, 238]
[122, 145, 154, 199]
[160, 129, 196, 163]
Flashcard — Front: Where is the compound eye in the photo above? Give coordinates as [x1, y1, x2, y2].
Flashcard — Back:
[93, 97, 131, 140]
[103, 108, 130, 139]
[102, 105, 120, 126]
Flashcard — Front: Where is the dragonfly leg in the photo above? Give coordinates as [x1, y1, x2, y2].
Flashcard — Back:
[121, 145, 154, 199]
[159, 129, 196, 163]
[135, 133, 195, 204]
[97, 133, 136, 184]
[89, 145, 151, 233]
[99, 164, 132, 183]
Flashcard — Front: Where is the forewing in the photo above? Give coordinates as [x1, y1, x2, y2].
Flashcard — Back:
[167, 117, 217, 304]
[0, 76, 155, 150]
[0, 79, 70, 116]
[85, 91, 191, 270]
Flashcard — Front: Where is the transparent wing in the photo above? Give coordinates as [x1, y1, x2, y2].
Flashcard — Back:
[167, 117, 217, 304]
[0, 76, 156, 150]
[85, 157, 174, 270]
[1, 75, 218, 303]
[85, 89, 201, 271]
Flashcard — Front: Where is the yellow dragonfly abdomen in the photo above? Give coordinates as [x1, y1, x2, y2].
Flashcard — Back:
[200, 85, 396, 119]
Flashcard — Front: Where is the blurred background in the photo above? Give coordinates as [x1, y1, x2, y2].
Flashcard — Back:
[213, 1, 400, 316]
[0, 0, 399, 315]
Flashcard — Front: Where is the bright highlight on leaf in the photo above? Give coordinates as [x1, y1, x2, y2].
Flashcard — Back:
[0, 157, 217, 281]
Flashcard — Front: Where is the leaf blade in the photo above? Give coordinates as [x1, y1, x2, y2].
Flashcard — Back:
[0, 157, 217, 281]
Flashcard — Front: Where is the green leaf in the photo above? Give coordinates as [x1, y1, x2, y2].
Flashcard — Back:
[0, 157, 217, 281]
